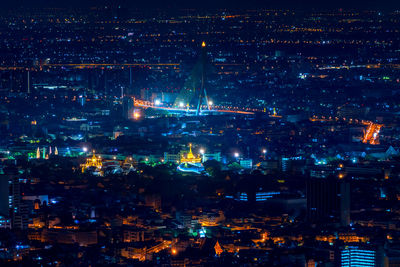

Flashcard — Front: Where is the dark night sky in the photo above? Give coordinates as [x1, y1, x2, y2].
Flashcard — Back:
[3, 0, 400, 10]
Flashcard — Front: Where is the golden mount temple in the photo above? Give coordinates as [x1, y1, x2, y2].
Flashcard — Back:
[178, 144, 204, 174]
[180, 143, 202, 164]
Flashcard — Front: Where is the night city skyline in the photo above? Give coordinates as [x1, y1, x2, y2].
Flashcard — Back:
[3, 0, 400, 10]
[1, 1, 400, 267]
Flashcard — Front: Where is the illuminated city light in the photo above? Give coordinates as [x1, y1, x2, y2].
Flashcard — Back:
[1, 6, 397, 265]
[171, 248, 177, 255]
[133, 111, 140, 119]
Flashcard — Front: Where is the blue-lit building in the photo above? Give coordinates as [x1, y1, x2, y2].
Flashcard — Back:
[235, 191, 281, 202]
[255, 191, 280, 202]
[341, 246, 376, 267]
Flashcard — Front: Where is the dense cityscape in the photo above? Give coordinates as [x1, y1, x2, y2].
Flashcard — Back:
[1, 3, 400, 266]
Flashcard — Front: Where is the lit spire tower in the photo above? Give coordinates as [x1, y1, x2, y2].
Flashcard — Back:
[196, 41, 210, 115]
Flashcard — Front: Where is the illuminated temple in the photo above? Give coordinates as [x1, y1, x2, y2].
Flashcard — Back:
[177, 144, 204, 173]
[180, 144, 202, 164]
[81, 152, 103, 174]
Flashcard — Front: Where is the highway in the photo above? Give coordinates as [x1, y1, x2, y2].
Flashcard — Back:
[362, 121, 383, 145]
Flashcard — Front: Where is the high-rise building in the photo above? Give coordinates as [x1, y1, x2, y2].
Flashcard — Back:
[10, 175, 29, 229]
[26, 70, 31, 94]
[341, 246, 377, 267]
[0, 175, 8, 216]
[307, 176, 350, 226]
[0, 174, 10, 228]
[1, 169, 29, 230]
[122, 96, 134, 119]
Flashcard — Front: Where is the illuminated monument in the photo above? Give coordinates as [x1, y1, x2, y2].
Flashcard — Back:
[177, 144, 204, 173]
[180, 143, 202, 164]
[81, 152, 103, 175]
[174, 41, 211, 115]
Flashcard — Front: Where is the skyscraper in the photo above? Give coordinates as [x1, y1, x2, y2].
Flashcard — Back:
[123, 96, 135, 119]
[1, 168, 29, 230]
[307, 176, 350, 226]
[341, 246, 380, 267]
[0, 175, 9, 217]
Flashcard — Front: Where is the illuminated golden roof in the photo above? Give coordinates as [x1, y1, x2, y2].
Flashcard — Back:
[181, 144, 202, 163]
[201, 41, 206, 47]
[81, 152, 102, 173]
